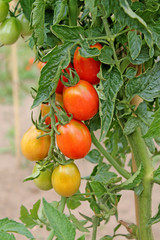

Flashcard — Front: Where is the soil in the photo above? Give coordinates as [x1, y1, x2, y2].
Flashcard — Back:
[0, 96, 160, 240]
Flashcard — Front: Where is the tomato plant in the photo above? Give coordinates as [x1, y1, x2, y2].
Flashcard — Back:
[0, 17, 21, 45]
[21, 125, 51, 161]
[56, 119, 91, 159]
[1, 1, 160, 240]
[63, 80, 99, 121]
[73, 43, 102, 85]
[0, 0, 9, 22]
[32, 163, 52, 191]
[51, 163, 81, 197]
[56, 63, 73, 94]
[18, 14, 32, 36]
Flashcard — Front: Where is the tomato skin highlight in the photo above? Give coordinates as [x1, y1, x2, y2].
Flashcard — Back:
[73, 43, 102, 85]
[63, 80, 99, 121]
[0, 17, 22, 45]
[32, 163, 53, 191]
[56, 63, 73, 94]
[21, 125, 51, 161]
[51, 163, 81, 197]
[56, 119, 91, 159]
[0, 1, 9, 22]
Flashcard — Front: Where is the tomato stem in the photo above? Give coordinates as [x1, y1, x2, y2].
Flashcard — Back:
[48, 96, 56, 158]
[92, 215, 99, 240]
[127, 128, 154, 240]
[68, 0, 78, 26]
[91, 131, 131, 179]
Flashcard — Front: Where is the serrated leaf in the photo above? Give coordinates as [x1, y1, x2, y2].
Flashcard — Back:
[66, 198, 81, 210]
[90, 181, 106, 198]
[77, 235, 85, 240]
[51, 24, 84, 42]
[85, 149, 103, 164]
[69, 214, 89, 233]
[79, 42, 100, 58]
[19, 0, 35, 20]
[119, 165, 144, 191]
[123, 116, 139, 135]
[32, 0, 45, 45]
[85, 0, 97, 25]
[124, 67, 137, 79]
[53, 0, 68, 25]
[0, 218, 34, 239]
[148, 204, 160, 225]
[30, 200, 41, 220]
[43, 198, 76, 240]
[19, 206, 37, 229]
[98, 46, 115, 65]
[129, 45, 150, 65]
[0, 231, 16, 240]
[23, 169, 40, 182]
[32, 42, 73, 108]
[125, 61, 160, 102]
[128, 31, 142, 60]
[153, 166, 160, 184]
[99, 67, 123, 141]
[144, 108, 160, 138]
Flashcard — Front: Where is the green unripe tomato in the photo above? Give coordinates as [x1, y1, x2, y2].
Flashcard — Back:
[32, 163, 53, 191]
[0, 1, 9, 22]
[18, 14, 32, 36]
[0, 17, 22, 45]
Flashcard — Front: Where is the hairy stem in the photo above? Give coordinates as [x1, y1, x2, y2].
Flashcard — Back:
[92, 216, 99, 240]
[91, 132, 131, 179]
[68, 0, 78, 26]
[127, 128, 154, 240]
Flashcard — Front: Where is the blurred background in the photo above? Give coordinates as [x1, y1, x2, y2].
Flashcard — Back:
[0, 39, 160, 240]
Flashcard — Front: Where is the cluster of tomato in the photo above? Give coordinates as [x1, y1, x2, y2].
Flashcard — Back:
[21, 43, 102, 197]
[0, 0, 31, 45]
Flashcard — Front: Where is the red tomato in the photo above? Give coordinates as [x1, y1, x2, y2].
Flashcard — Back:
[56, 63, 73, 93]
[56, 119, 91, 159]
[63, 80, 99, 121]
[73, 43, 102, 85]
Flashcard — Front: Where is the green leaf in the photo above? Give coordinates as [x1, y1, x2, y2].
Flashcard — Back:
[85, 0, 97, 26]
[19, 0, 35, 20]
[0, 218, 34, 239]
[87, 112, 101, 131]
[148, 19, 160, 49]
[66, 198, 81, 210]
[77, 235, 85, 240]
[32, 42, 73, 108]
[79, 42, 100, 58]
[144, 108, 160, 138]
[124, 67, 137, 79]
[85, 149, 103, 164]
[123, 116, 139, 135]
[23, 169, 40, 182]
[69, 214, 89, 232]
[19, 205, 37, 229]
[119, 165, 144, 191]
[43, 198, 76, 240]
[148, 204, 160, 225]
[0, 231, 16, 240]
[51, 24, 84, 42]
[30, 200, 41, 220]
[53, 0, 68, 25]
[128, 31, 142, 60]
[90, 181, 106, 198]
[99, 67, 123, 141]
[125, 61, 160, 102]
[100, 236, 112, 240]
[98, 46, 115, 65]
[32, 0, 45, 45]
[129, 45, 150, 65]
[153, 166, 160, 184]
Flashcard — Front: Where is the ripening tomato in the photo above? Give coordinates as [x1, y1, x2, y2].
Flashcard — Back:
[32, 163, 53, 191]
[18, 14, 32, 36]
[21, 125, 51, 161]
[63, 80, 99, 121]
[56, 63, 73, 94]
[56, 119, 91, 159]
[0, 17, 22, 45]
[73, 43, 102, 85]
[41, 93, 64, 126]
[0, 0, 9, 22]
[51, 163, 81, 197]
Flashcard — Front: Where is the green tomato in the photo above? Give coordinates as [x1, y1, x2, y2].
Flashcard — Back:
[0, 0, 9, 22]
[0, 17, 22, 45]
[32, 163, 53, 191]
[18, 14, 32, 36]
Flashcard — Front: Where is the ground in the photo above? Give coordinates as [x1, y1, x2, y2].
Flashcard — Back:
[0, 95, 160, 240]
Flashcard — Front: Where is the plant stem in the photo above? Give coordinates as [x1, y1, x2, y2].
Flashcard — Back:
[48, 97, 56, 157]
[127, 128, 154, 240]
[92, 215, 99, 240]
[68, 0, 78, 26]
[91, 132, 131, 179]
